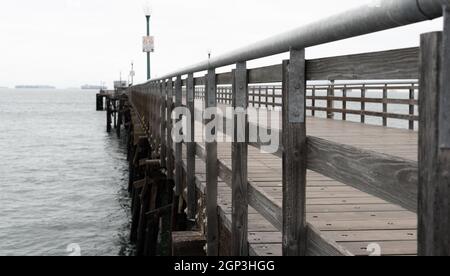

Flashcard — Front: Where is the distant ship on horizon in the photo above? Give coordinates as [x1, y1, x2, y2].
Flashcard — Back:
[81, 84, 108, 90]
[15, 85, 56, 89]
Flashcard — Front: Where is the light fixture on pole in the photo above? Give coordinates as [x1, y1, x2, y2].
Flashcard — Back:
[143, 3, 154, 80]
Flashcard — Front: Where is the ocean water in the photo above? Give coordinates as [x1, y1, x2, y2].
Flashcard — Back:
[0, 88, 132, 256]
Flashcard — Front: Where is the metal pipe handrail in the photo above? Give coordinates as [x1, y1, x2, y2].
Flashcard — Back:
[146, 0, 446, 83]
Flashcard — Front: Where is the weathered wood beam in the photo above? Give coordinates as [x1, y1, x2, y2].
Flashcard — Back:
[186, 73, 197, 220]
[282, 49, 307, 256]
[231, 62, 249, 256]
[175, 76, 183, 196]
[307, 136, 418, 213]
[418, 23, 450, 255]
[205, 68, 219, 256]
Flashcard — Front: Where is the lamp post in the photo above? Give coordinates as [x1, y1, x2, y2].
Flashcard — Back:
[144, 5, 152, 80]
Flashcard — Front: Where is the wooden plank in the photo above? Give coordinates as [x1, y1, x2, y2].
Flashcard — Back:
[341, 241, 417, 256]
[324, 230, 417, 242]
[248, 224, 353, 256]
[307, 107, 419, 121]
[175, 76, 183, 195]
[418, 30, 450, 256]
[186, 73, 197, 220]
[282, 49, 307, 256]
[217, 72, 232, 85]
[313, 219, 417, 231]
[306, 47, 419, 80]
[306, 224, 353, 256]
[231, 62, 249, 256]
[307, 136, 418, 213]
[248, 64, 282, 84]
[205, 68, 219, 256]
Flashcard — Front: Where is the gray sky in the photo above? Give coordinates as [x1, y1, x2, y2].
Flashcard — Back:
[0, 0, 444, 88]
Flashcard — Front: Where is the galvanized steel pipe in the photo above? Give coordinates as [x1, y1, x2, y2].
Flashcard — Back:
[148, 0, 448, 82]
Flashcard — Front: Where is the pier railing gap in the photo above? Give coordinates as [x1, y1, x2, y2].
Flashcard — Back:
[113, 0, 450, 256]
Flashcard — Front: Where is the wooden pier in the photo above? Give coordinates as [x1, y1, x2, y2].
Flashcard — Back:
[101, 1, 450, 256]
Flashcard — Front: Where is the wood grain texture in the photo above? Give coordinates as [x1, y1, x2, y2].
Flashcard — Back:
[186, 73, 197, 220]
[205, 69, 219, 256]
[418, 31, 450, 256]
[282, 50, 307, 256]
[307, 136, 418, 213]
[231, 62, 249, 256]
[306, 47, 419, 80]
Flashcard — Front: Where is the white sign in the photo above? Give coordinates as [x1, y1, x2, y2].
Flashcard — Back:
[143, 36, 155, 53]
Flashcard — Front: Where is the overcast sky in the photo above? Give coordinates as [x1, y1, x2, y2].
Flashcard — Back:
[0, 0, 444, 88]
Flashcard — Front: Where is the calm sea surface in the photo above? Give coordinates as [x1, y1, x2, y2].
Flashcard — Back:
[0, 88, 132, 256]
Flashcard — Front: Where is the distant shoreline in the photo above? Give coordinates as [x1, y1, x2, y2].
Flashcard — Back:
[15, 85, 56, 89]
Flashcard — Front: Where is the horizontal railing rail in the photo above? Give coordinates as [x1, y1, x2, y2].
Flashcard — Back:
[195, 81, 419, 130]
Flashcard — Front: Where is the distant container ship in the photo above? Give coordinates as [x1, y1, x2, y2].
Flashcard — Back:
[15, 85, 56, 89]
[81, 85, 108, 90]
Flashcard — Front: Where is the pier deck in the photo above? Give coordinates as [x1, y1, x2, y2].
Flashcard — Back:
[183, 103, 417, 256]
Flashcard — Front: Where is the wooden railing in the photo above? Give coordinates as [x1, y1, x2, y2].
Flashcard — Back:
[196, 81, 419, 130]
[126, 1, 450, 256]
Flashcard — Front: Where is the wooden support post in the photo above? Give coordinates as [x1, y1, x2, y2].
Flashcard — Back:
[113, 99, 117, 129]
[96, 94, 103, 111]
[186, 73, 197, 220]
[231, 62, 249, 256]
[272, 86, 276, 109]
[282, 49, 307, 256]
[106, 98, 112, 133]
[383, 84, 388, 127]
[205, 68, 218, 256]
[418, 23, 450, 255]
[327, 81, 335, 119]
[175, 76, 183, 196]
[361, 84, 366, 124]
[311, 86, 316, 117]
[161, 81, 167, 168]
[342, 85, 347, 121]
[409, 83, 415, 130]
[263, 86, 266, 108]
[167, 78, 174, 179]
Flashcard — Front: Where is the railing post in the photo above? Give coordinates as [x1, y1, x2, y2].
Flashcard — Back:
[342, 85, 347, 121]
[327, 80, 335, 119]
[160, 81, 167, 168]
[361, 84, 366, 124]
[187, 73, 197, 220]
[383, 84, 388, 127]
[106, 97, 112, 133]
[231, 62, 249, 256]
[418, 12, 450, 256]
[282, 48, 307, 256]
[272, 86, 276, 109]
[175, 76, 183, 196]
[205, 68, 218, 256]
[311, 86, 316, 117]
[409, 83, 415, 130]
[167, 78, 174, 179]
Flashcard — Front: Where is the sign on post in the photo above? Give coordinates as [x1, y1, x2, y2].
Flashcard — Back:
[143, 36, 155, 53]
